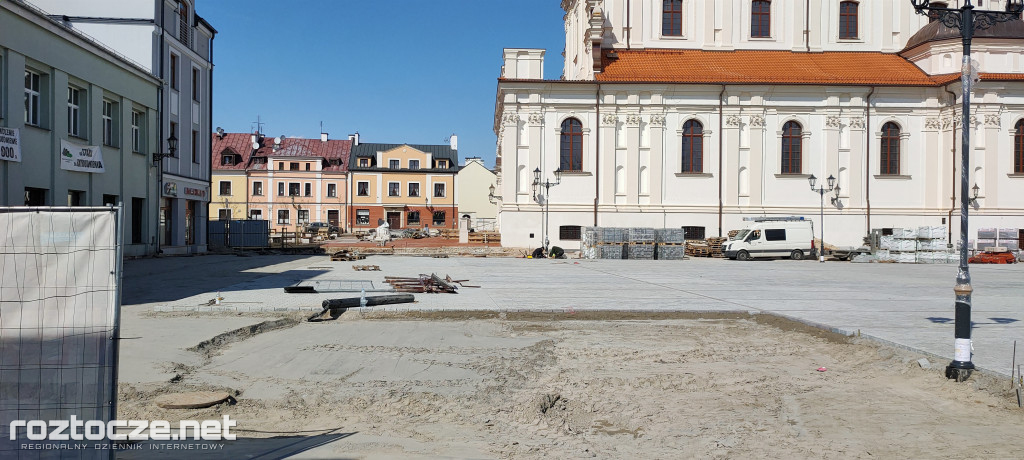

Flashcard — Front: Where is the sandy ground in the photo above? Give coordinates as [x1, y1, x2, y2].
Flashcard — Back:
[117, 311, 1024, 459]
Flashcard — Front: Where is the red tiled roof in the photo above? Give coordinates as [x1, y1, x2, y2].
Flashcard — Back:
[212, 133, 352, 172]
[591, 49, 942, 86]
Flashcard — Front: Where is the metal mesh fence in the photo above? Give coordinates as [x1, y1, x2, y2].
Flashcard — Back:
[0, 207, 122, 459]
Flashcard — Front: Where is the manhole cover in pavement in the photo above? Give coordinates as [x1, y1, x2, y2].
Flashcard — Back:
[154, 391, 233, 409]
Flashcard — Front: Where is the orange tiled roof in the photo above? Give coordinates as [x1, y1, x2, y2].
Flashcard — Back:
[593, 49, 944, 86]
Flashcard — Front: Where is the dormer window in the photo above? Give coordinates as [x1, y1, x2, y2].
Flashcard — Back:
[437, 160, 448, 169]
[221, 155, 235, 166]
[389, 159, 400, 169]
[359, 158, 369, 167]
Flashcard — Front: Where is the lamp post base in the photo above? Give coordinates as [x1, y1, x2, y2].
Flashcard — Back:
[945, 361, 975, 382]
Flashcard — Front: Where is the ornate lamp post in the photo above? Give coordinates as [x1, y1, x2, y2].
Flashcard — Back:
[910, 0, 1024, 381]
[153, 133, 177, 254]
[532, 167, 562, 256]
[808, 174, 836, 262]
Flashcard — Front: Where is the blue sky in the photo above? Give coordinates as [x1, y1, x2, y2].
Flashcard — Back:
[203, 1, 566, 168]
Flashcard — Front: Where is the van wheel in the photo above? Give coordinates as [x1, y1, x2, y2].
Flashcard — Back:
[736, 250, 751, 261]
[790, 249, 805, 260]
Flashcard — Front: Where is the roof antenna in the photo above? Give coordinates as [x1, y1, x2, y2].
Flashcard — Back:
[251, 115, 265, 136]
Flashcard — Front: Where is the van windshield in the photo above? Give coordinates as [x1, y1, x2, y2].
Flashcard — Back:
[733, 230, 750, 241]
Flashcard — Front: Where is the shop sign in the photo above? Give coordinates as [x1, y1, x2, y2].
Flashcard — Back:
[183, 186, 207, 199]
[59, 139, 105, 173]
[0, 128, 21, 162]
[163, 182, 178, 197]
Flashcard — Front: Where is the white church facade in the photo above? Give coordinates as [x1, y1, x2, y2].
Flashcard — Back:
[494, 0, 1024, 250]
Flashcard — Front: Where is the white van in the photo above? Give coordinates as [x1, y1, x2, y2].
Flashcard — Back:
[723, 219, 814, 261]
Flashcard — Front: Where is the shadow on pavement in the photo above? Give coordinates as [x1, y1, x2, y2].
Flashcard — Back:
[122, 255, 322, 305]
[117, 430, 356, 459]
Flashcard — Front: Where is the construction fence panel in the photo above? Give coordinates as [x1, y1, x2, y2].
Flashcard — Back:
[1, 207, 122, 459]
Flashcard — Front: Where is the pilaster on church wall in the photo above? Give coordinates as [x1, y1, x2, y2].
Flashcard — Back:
[846, 112, 866, 209]
[599, 107, 617, 205]
[982, 110, 1001, 208]
[922, 114, 942, 209]
[648, 111, 666, 205]
[625, 112, 641, 204]
[527, 111, 543, 207]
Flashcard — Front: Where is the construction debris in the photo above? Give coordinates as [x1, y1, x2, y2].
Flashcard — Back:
[352, 264, 380, 271]
[331, 249, 366, 261]
[284, 280, 393, 294]
[383, 273, 475, 293]
[309, 294, 416, 321]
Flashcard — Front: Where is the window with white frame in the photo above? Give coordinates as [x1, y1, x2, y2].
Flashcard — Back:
[304, 183, 312, 196]
[131, 110, 143, 152]
[389, 159, 400, 169]
[253, 182, 263, 196]
[298, 210, 309, 225]
[278, 182, 285, 196]
[357, 181, 369, 196]
[388, 182, 400, 197]
[219, 181, 231, 195]
[102, 100, 117, 146]
[408, 182, 420, 197]
[250, 209, 262, 220]
[67, 86, 82, 137]
[289, 183, 300, 196]
[751, 0, 771, 38]
[24, 70, 41, 126]
[409, 159, 420, 170]
[277, 209, 289, 224]
[663, 0, 683, 36]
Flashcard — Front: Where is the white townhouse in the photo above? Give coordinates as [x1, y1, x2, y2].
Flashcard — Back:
[494, 0, 1024, 250]
[34, 0, 217, 254]
[0, 0, 161, 257]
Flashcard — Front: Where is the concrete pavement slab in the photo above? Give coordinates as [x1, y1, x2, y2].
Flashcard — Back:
[137, 254, 1024, 377]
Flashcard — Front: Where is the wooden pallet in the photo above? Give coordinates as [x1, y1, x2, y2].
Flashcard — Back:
[352, 265, 380, 271]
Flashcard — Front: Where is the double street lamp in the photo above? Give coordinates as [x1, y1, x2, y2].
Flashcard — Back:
[808, 174, 836, 263]
[532, 167, 562, 256]
[909, 0, 1024, 381]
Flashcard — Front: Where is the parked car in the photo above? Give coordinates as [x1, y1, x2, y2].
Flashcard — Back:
[724, 219, 814, 261]
[305, 222, 339, 234]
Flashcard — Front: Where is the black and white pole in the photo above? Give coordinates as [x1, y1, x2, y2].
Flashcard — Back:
[808, 174, 835, 263]
[910, 0, 1024, 381]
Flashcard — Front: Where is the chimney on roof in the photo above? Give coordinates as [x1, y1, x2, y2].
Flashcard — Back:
[348, 132, 360, 146]
[449, 134, 458, 151]
[321, 132, 328, 142]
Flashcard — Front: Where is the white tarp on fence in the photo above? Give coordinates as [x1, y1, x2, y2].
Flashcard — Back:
[0, 207, 121, 459]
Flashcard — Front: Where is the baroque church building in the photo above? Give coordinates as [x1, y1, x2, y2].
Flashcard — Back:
[494, 0, 1024, 249]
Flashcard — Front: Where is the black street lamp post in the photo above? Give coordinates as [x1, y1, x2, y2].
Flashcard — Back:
[532, 167, 562, 256]
[153, 133, 177, 254]
[910, 0, 1024, 381]
[808, 174, 836, 263]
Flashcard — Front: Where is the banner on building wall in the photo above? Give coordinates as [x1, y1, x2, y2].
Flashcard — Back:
[59, 139, 105, 173]
[0, 127, 21, 162]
